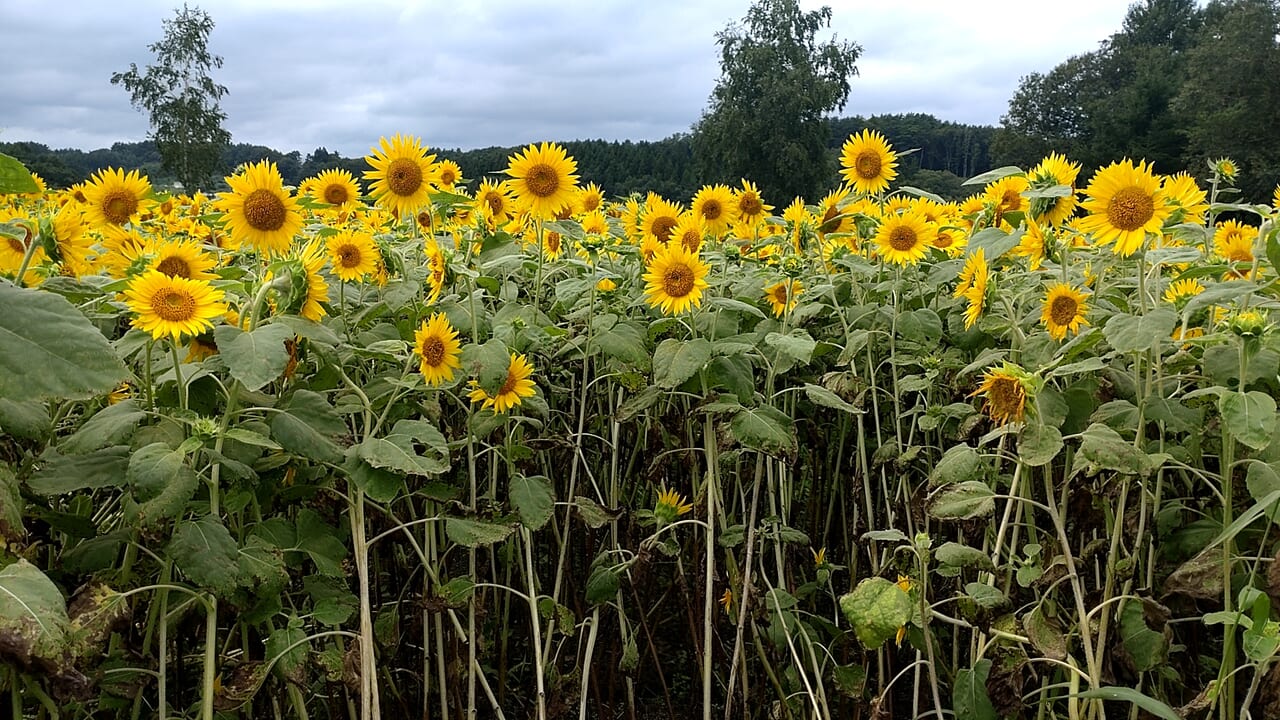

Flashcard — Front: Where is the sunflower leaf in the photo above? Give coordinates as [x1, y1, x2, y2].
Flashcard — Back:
[839, 577, 912, 649]
[214, 323, 295, 391]
[653, 337, 712, 389]
[0, 282, 129, 402]
[510, 474, 554, 530]
[0, 153, 39, 194]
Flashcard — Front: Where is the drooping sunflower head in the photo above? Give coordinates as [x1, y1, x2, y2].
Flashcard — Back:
[414, 312, 462, 386]
[327, 229, 379, 282]
[124, 269, 228, 341]
[1012, 218, 1048, 271]
[653, 487, 694, 526]
[82, 167, 153, 228]
[642, 243, 711, 316]
[1028, 153, 1081, 226]
[954, 247, 988, 330]
[307, 168, 362, 208]
[691, 184, 734, 236]
[281, 242, 330, 322]
[764, 278, 803, 317]
[504, 142, 579, 220]
[874, 211, 936, 266]
[1162, 172, 1209, 226]
[1213, 219, 1258, 264]
[364, 134, 438, 217]
[216, 160, 304, 256]
[1041, 283, 1089, 341]
[733, 180, 773, 227]
[1077, 159, 1170, 256]
[970, 362, 1036, 426]
[149, 238, 216, 281]
[840, 129, 898, 195]
[467, 352, 537, 414]
[642, 196, 684, 246]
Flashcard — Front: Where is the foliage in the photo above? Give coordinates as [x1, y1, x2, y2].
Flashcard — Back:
[110, 4, 231, 191]
[693, 0, 861, 202]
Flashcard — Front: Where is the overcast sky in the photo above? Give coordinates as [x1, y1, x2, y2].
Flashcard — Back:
[0, 0, 1133, 157]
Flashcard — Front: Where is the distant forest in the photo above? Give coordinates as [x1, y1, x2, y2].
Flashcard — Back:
[0, 113, 995, 202]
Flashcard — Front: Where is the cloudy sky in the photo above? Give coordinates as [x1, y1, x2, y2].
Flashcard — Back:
[0, 0, 1132, 157]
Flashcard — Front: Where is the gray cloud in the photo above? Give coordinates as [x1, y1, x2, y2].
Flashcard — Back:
[0, 0, 1130, 158]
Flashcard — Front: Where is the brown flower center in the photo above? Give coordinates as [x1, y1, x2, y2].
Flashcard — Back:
[855, 150, 882, 179]
[1049, 294, 1078, 326]
[987, 376, 1024, 421]
[498, 366, 519, 395]
[152, 288, 196, 322]
[888, 226, 918, 252]
[680, 230, 701, 253]
[243, 189, 287, 232]
[439, 167, 457, 186]
[387, 158, 424, 197]
[581, 193, 601, 212]
[1106, 186, 1155, 232]
[524, 163, 559, 198]
[934, 231, 955, 249]
[663, 264, 695, 298]
[738, 193, 762, 217]
[772, 284, 790, 304]
[323, 183, 350, 205]
[6, 237, 24, 254]
[546, 232, 561, 254]
[156, 255, 192, 278]
[102, 189, 138, 225]
[1000, 189, 1022, 212]
[337, 244, 361, 268]
[701, 199, 723, 221]
[420, 336, 445, 367]
[651, 216, 678, 244]
[484, 192, 505, 216]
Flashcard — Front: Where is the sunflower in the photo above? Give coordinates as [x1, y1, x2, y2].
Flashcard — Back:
[1012, 218, 1047, 271]
[414, 312, 462, 386]
[81, 167, 152, 228]
[671, 213, 707, 254]
[295, 242, 329, 322]
[468, 352, 537, 413]
[575, 182, 604, 215]
[542, 230, 566, 260]
[50, 205, 95, 277]
[817, 187, 854, 238]
[149, 238, 217, 281]
[642, 196, 684, 247]
[764, 278, 802, 317]
[364, 134, 438, 217]
[424, 241, 446, 304]
[185, 334, 220, 362]
[307, 168, 361, 207]
[217, 160, 304, 256]
[0, 213, 39, 274]
[1213, 219, 1257, 263]
[653, 487, 693, 525]
[1212, 158, 1238, 183]
[1027, 153, 1081, 226]
[580, 209, 609, 238]
[96, 225, 151, 278]
[1077, 160, 1169, 256]
[931, 225, 966, 257]
[984, 175, 1029, 224]
[733, 180, 772, 227]
[970, 363, 1034, 426]
[691, 184, 735, 236]
[327, 229, 379, 282]
[1041, 283, 1089, 340]
[874, 211, 935, 265]
[124, 270, 227, 341]
[434, 159, 465, 191]
[954, 248, 988, 329]
[504, 142, 579, 220]
[840, 129, 898, 195]
[474, 179, 516, 228]
[1162, 173, 1209, 226]
[643, 243, 711, 315]
[596, 277, 617, 292]
[1273, 184, 1280, 210]
[1163, 277, 1204, 306]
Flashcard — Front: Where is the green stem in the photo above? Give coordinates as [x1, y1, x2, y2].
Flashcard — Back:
[170, 339, 187, 412]
[200, 595, 217, 720]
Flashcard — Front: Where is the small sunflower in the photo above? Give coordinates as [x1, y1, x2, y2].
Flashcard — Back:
[434, 159, 465, 191]
[505, 142, 579, 220]
[1212, 158, 1238, 184]
[81, 167, 152, 228]
[1077, 159, 1169, 256]
[124, 270, 228, 341]
[1041, 283, 1089, 341]
[424, 242, 447, 304]
[1012, 218, 1048, 271]
[1272, 184, 1280, 210]
[1027, 153, 1081, 226]
[643, 243, 711, 315]
[468, 352, 537, 413]
[984, 174, 1029, 224]
[577, 182, 605, 214]
[579, 209, 610, 238]
[474, 179, 516, 228]
[1213, 219, 1257, 263]
[691, 184, 735, 236]
[931, 225, 966, 257]
[327, 229, 379, 282]
[733, 180, 772, 227]
[670, 213, 707, 254]
[414, 312, 462, 386]
[970, 363, 1034, 426]
[307, 168, 361, 207]
[840, 129, 898, 195]
[764, 278, 802, 317]
[148, 238, 217, 280]
[217, 160, 304, 256]
[954, 248, 988, 329]
[1162, 173, 1209, 225]
[653, 487, 693, 525]
[1163, 278, 1205, 306]
[874, 211, 935, 265]
[364, 134, 438, 217]
[295, 242, 329, 322]
[817, 187, 855, 238]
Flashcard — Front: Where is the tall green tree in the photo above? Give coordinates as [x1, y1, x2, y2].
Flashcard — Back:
[1173, 0, 1280, 199]
[692, 0, 860, 204]
[111, 4, 230, 191]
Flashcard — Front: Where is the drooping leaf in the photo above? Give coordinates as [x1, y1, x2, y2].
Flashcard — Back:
[1074, 687, 1180, 720]
[0, 560, 69, 666]
[168, 515, 240, 598]
[0, 398, 51, 441]
[1103, 308, 1176, 354]
[0, 282, 128, 402]
[0, 467, 22, 542]
[126, 442, 198, 526]
[510, 474, 554, 530]
[60, 400, 145, 454]
[445, 518, 514, 548]
[839, 577, 912, 650]
[1219, 391, 1276, 451]
[953, 659, 998, 720]
[585, 563, 620, 605]
[214, 323, 295, 391]
[929, 445, 988, 487]
[357, 418, 450, 477]
[935, 542, 995, 573]
[1119, 600, 1168, 671]
[1018, 422, 1063, 467]
[27, 446, 131, 495]
[927, 481, 995, 520]
[730, 404, 797, 458]
[270, 390, 345, 463]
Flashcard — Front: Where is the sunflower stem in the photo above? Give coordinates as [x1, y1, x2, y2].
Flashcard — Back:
[170, 339, 187, 411]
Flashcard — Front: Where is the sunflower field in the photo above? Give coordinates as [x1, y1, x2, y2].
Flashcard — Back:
[2, 129, 1280, 720]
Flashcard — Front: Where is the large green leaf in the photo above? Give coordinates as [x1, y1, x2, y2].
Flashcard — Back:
[0, 398, 50, 441]
[1018, 422, 1063, 467]
[27, 446, 131, 495]
[1219, 391, 1276, 451]
[653, 337, 712, 389]
[1076, 423, 1151, 476]
[0, 467, 22, 542]
[357, 419, 449, 477]
[0, 559, 70, 665]
[0, 153, 39, 193]
[214, 323, 295, 391]
[953, 659, 997, 720]
[1103, 308, 1176, 354]
[839, 577, 912, 649]
[510, 474, 554, 530]
[0, 282, 128, 401]
[168, 516, 240, 598]
[927, 481, 995, 520]
[61, 400, 145, 454]
[271, 390, 345, 463]
[461, 339, 511, 395]
[126, 442, 198, 527]
[928, 445, 988, 487]
[1119, 600, 1168, 671]
[1075, 687, 1180, 720]
[765, 329, 817, 365]
[730, 404, 797, 458]
[445, 518, 515, 548]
